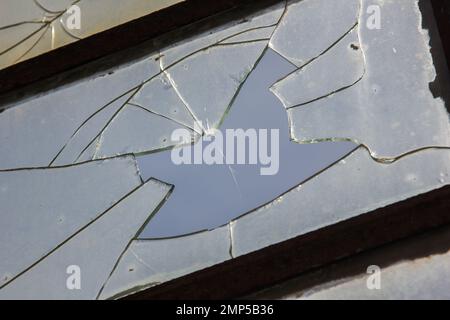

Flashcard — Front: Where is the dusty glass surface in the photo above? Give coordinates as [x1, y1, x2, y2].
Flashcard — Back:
[0, 0, 449, 300]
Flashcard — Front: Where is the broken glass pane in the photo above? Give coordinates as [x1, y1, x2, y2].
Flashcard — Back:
[138, 49, 357, 238]
[0, 156, 141, 288]
[0, 0, 184, 69]
[0, 0, 449, 300]
[0, 178, 172, 300]
[0, 0, 77, 69]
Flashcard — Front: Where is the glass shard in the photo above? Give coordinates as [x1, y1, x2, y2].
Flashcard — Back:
[130, 73, 197, 131]
[51, 91, 135, 166]
[162, 42, 268, 130]
[94, 104, 197, 159]
[0, 178, 172, 300]
[269, 0, 360, 66]
[271, 27, 364, 108]
[99, 226, 230, 299]
[0, 156, 141, 288]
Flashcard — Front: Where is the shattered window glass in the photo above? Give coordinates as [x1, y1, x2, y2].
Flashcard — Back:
[0, 0, 449, 299]
[0, 0, 184, 69]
